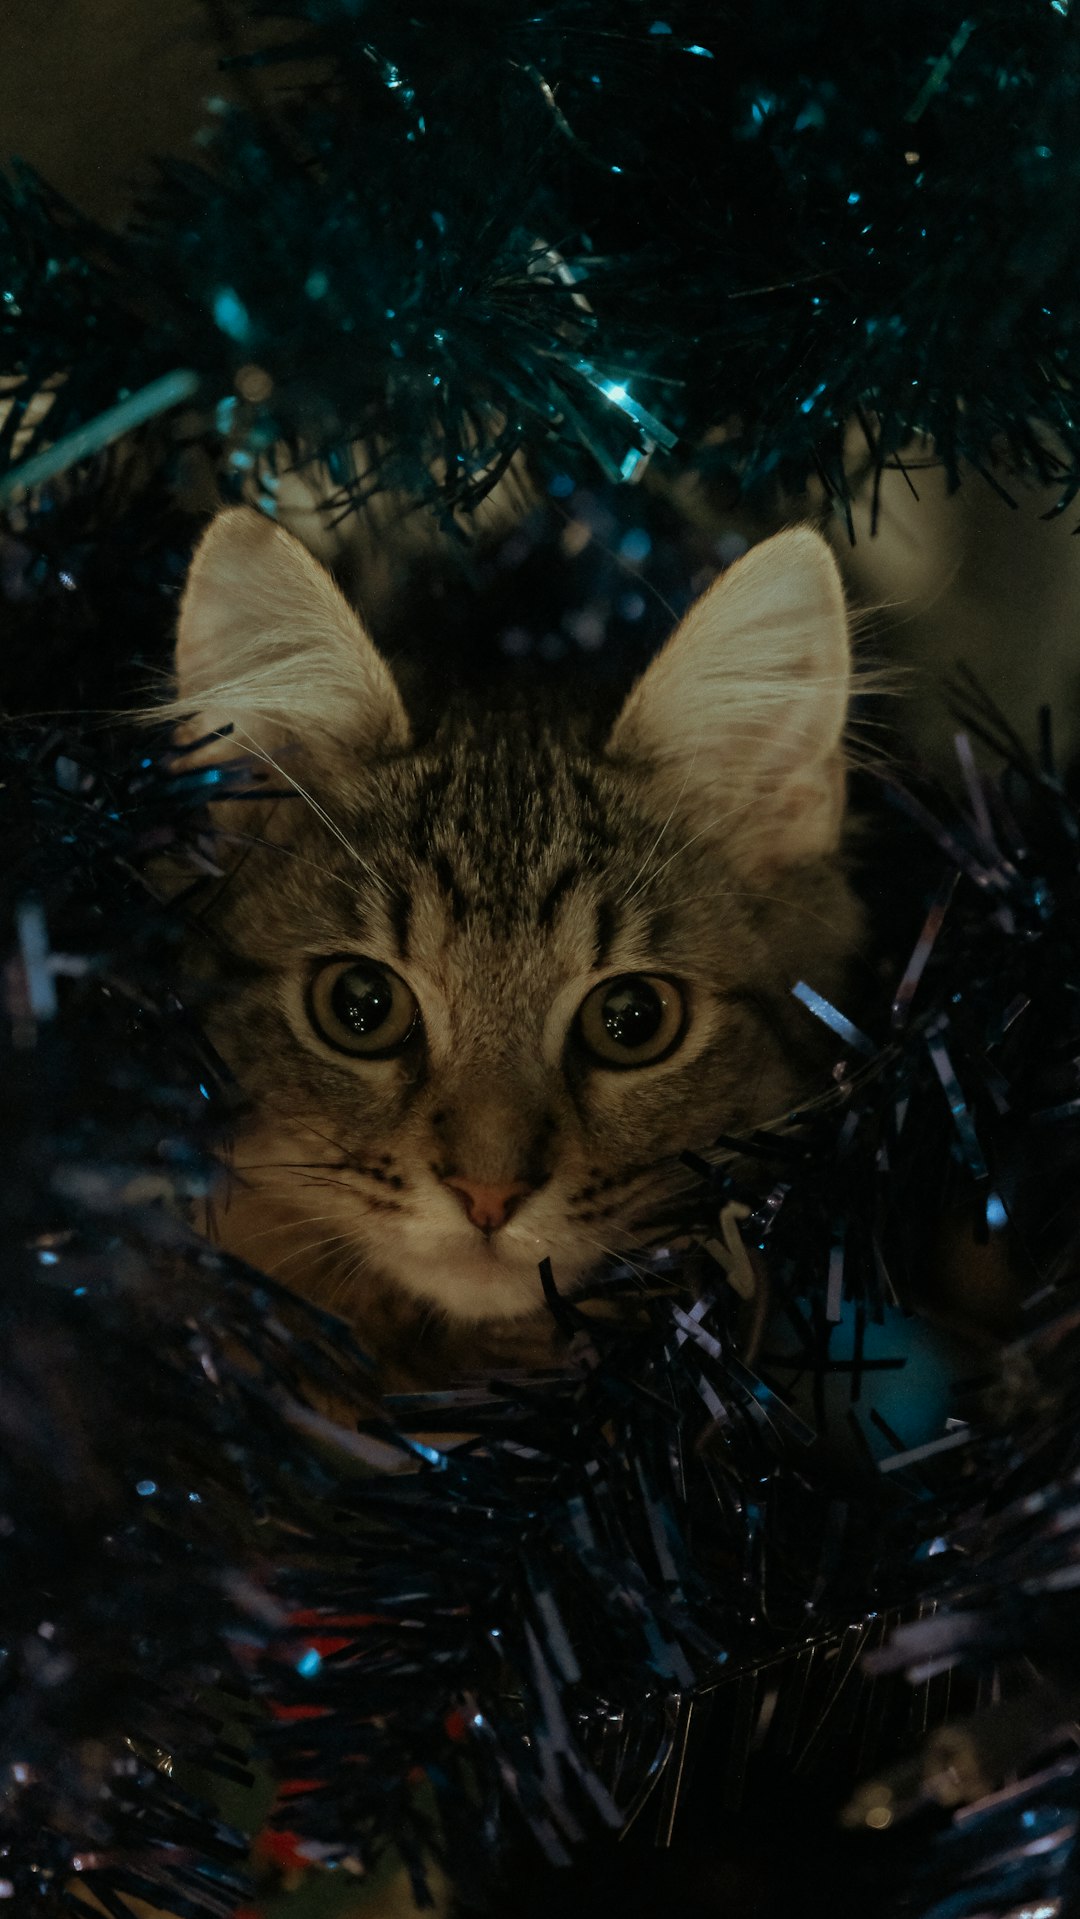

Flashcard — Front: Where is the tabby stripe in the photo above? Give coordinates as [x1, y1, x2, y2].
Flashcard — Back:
[593, 896, 620, 967]
[537, 862, 580, 930]
[387, 885, 413, 959]
[433, 852, 469, 923]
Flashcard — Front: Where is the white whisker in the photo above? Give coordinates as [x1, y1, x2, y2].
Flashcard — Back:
[209, 824, 367, 898]
[271, 1230, 359, 1273]
[322, 1246, 378, 1312]
[617, 754, 698, 906]
[231, 727, 389, 895]
[236, 1211, 345, 1244]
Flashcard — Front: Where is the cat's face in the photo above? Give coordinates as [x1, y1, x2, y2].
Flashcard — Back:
[171, 512, 859, 1327]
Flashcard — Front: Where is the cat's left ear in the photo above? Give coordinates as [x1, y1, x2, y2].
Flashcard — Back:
[171, 508, 410, 758]
[606, 527, 852, 871]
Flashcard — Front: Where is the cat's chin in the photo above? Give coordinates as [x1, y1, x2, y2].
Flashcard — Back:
[383, 1232, 584, 1325]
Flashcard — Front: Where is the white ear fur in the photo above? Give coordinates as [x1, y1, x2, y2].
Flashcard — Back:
[606, 527, 853, 870]
[172, 508, 410, 757]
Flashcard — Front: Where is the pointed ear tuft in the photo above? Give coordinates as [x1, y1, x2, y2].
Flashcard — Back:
[171, 508, 410, 757]
[606, 527, 853, 870]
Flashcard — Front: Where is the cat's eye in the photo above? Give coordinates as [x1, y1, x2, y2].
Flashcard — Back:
[575, 973, 686, 1069]
[307, 958, 419, 1058]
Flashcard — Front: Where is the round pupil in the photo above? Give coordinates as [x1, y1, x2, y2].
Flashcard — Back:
[331, 967, 394, 1037]
[602, 979, 663, 1049]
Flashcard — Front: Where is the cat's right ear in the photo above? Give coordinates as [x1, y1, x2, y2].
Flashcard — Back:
[170, 508, 410, 760]
[605, 527, 852, 873]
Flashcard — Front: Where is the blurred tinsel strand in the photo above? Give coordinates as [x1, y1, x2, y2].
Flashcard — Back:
[5, 2, 1080, 515]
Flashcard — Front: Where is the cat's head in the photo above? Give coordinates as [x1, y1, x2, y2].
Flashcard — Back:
[169, 509, 860, 1326]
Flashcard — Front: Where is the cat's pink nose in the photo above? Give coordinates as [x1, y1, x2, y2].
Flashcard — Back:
[443, 1176, 533, 1234]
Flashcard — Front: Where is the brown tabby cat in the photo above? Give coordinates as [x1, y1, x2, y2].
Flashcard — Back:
[166, 510, 861, 1380]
